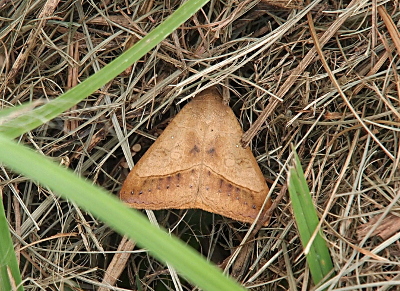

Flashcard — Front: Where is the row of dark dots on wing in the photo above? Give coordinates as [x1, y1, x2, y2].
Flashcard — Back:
[203, 170, 257, 210]
[127, 169, 257, 210]
[129, 169, 195, 195]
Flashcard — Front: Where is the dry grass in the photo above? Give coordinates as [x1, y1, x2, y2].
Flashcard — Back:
[1, 0, 400, 290]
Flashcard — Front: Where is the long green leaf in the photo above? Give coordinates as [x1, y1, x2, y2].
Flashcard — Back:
[0, 101, 43, 125]
[0, 195, 24, 291]
[287, 148, 334, 286]
[0, 0, 209, 139]
[0, 135, 244, 291]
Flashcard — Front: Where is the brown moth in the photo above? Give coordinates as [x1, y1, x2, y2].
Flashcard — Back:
[120, 88, 271, 225]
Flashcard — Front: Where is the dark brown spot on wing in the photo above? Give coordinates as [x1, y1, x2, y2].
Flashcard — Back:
[207, 148, 216, 156]
[190, 145, 200, 154]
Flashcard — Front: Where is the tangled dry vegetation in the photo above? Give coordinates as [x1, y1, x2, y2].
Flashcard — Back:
[1, 0, 400, 290]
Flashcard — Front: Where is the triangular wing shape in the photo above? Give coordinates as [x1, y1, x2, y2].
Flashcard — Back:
[120, 88, 271, 225]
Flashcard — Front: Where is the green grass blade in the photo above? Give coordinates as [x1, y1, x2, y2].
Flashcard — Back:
[0, 101, 43, 124]
[0, 134, 244, 291]
[0, 0, 209, 139]
[0, 195, 24, 291]
[287, 148, 334, 286]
